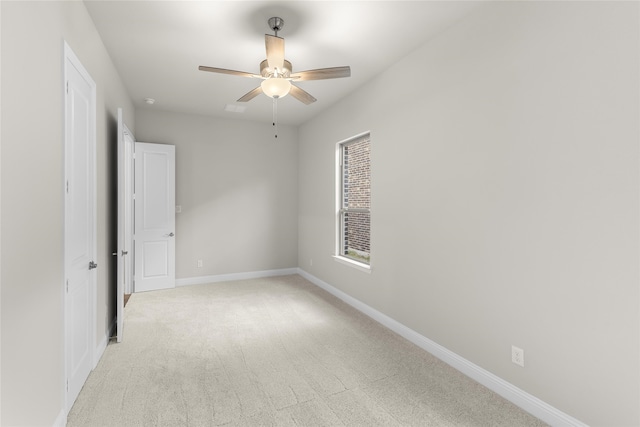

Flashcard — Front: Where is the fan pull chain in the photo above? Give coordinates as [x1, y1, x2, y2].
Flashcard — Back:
[272, 96, 279, 138]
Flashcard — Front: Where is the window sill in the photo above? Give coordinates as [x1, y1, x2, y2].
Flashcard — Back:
[333, 255, 372, 273]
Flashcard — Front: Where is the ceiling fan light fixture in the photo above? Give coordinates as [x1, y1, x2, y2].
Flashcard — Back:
[261, 77, 291, 98]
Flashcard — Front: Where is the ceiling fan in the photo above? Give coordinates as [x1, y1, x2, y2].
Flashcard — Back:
[199, 17, 351, 105]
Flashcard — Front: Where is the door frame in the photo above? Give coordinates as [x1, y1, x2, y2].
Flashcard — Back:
[116, 108, 135, 342]
[63, 41, 97, 414]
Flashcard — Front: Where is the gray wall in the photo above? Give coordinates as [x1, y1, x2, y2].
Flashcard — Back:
[135, 110, 298, 280]
[297, 2, 639, 425]
[0, 1, 134, 425]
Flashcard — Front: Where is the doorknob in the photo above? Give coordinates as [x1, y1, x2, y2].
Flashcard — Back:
[89, 261, 98, 270]
[166, 232, 175, 237]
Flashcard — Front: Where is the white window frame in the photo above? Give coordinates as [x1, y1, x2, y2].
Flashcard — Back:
[334, 132, 371, 272]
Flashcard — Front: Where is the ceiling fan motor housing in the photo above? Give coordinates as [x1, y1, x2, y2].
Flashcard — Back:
[260, 59, 292, 78]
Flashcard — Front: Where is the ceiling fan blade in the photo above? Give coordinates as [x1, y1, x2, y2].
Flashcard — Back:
[289, 84, 317, 105]
[199, 66, 258, 78]
[265, 34, 285, 72]
[237, 86, 263, 102]
[291, 66, 351, 81]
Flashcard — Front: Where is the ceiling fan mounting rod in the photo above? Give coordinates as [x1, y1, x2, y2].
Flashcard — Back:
[268, 17, 284, 36]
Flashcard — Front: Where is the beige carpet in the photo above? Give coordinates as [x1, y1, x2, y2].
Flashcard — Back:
[67, 275, 548, 427]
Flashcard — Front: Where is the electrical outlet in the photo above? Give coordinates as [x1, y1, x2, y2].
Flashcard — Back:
[197, 259, 203, 268]
[512, 345, 525, 367]
[176, 205, 182, 213]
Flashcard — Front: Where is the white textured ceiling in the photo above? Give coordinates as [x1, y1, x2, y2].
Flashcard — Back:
[84, 1, 481, 126]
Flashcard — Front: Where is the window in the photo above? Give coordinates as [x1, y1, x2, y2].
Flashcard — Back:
[337, 133, 371, 267]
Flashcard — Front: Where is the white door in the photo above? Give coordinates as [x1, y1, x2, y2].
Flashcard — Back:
[116, 108, 134, 342]
[64, 43, 96, 412]
[134, 143, 176, 292]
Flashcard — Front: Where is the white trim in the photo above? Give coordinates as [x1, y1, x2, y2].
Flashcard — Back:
[52, 409, 66, 427]
[296, 268, 587, 427]
[176, 268, 298, 287]
[335, 130, 371, 147]
[117, 108, 135, 343]
[333, 255, 372, 273]
[0, 5, 3, 422]
[95, 317, 116, 368]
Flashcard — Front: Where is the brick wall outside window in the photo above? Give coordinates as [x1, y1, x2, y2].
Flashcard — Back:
[342, 136, 370, 261]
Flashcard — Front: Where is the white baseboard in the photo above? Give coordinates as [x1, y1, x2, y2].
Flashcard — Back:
[52, 408, 66, 427]
[176, 267, 298, 287]
[296, 268, 587, 427]
[94, 317, 116, 368]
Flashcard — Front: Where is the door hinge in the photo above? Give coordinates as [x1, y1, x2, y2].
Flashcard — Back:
[66, 279, 69, 293]
[66, 81, 68, 94]
[66, 180, 69, 194]
[66, 379, 69, 392]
